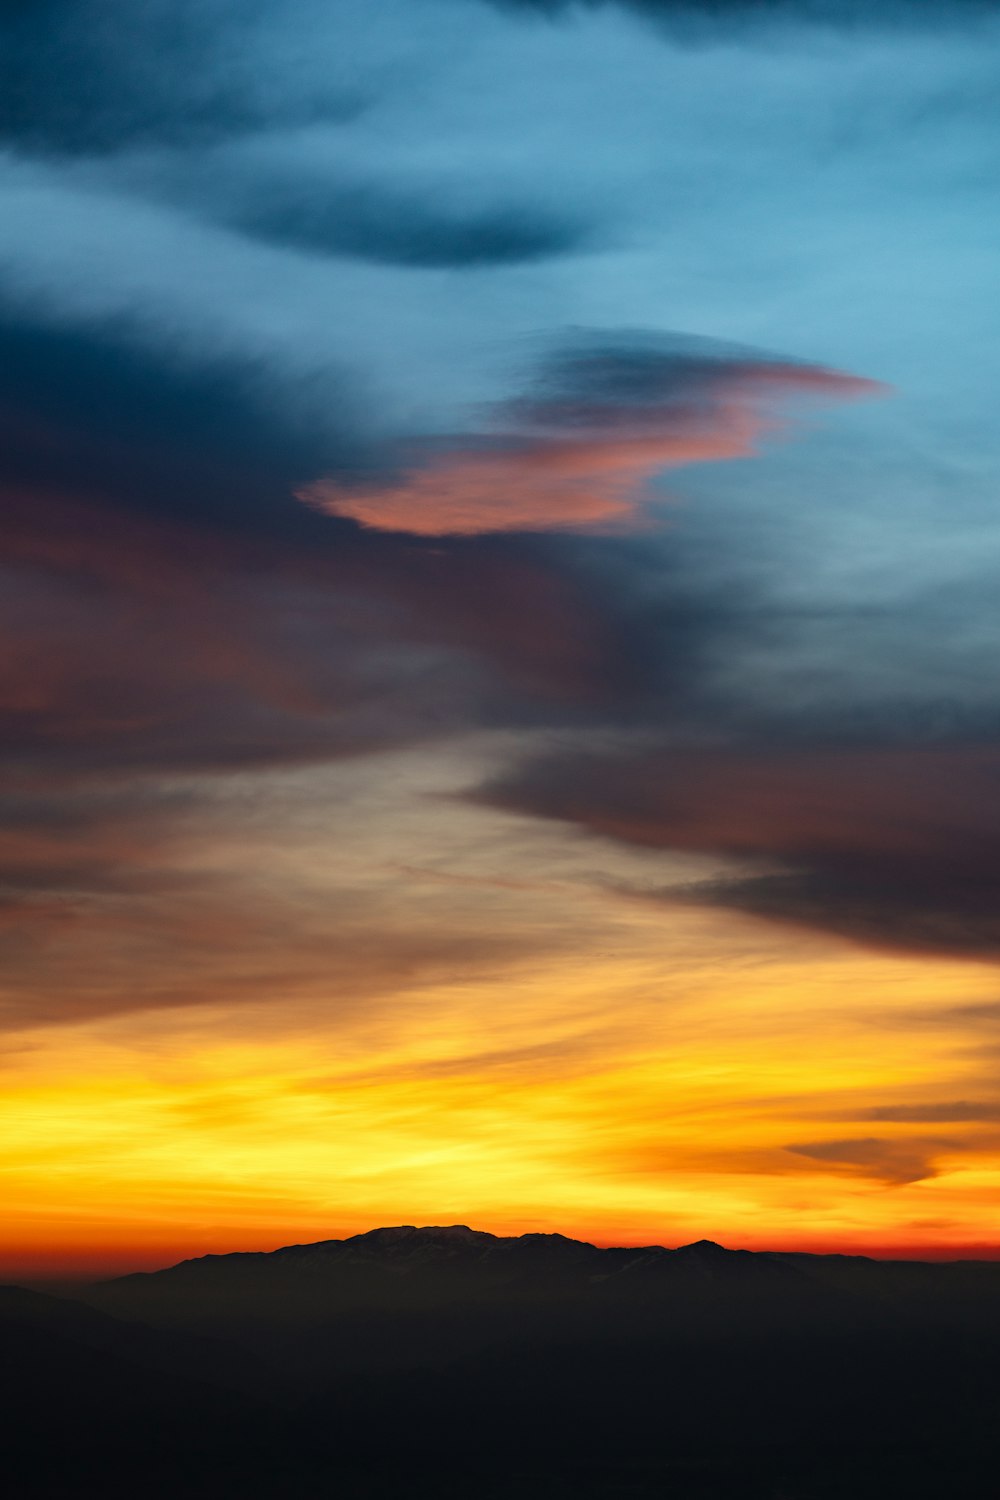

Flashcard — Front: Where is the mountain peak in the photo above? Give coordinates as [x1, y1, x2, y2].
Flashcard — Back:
[676, 1239, 729, 1254]
[349, 1224, 498, 1246]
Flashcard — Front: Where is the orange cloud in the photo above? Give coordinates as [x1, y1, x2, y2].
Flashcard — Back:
[300, 359, 884, 536]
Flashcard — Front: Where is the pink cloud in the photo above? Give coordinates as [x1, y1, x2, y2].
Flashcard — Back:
[299, 359, 885, 537]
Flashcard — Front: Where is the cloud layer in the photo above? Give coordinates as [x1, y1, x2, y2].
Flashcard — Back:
[480, 741, 1000, 960]
[3, 0, 1000, 1265]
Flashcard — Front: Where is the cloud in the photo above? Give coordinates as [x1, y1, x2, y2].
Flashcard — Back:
[0, 778, 567, 1032]
[947, 1002, 1000, 1027]
[1, 311, 653, 776]
[0, 0, 593, 274]
[301, 334, 882, 535]
[0, 485, 607, 778]
[221, 176, 590, 269]
[861, 1102, 1000, 1123]
[0, 311, 371, 537]
[99, 130, 595, 272]
[697, 867, 1000, 963]
[0, 299, 984, 977]
[478, 741, 1000, 961]
[0, 318, 419, 775]
[0, 0, 363, 158]
[487, 0, 998, 33]
[785, 1136, 945, 1185]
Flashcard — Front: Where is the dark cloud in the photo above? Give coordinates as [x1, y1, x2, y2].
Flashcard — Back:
[489, 0, 997, 32]
[697, 865, 1000, 962]
[785, 1136, 943, 1185]
[0, 314, 420, 775]
[0, 487, 607, 779]
[861, 1102, 1000, 1123]
[0, 0, 593, 272]
[227, 180, 589, 269]
[0, 518, 437, 778]
[946, 1001, 1000, 1026]
[0, 312, 640, 784]
[479, 741, 1000, 961]
[0, 0, 362, 157]
[0, 313, 370, 537]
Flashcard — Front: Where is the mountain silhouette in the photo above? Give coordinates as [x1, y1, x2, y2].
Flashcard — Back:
[9, 1228, 1000, 1498]
[87, 1222, 1000, 1325]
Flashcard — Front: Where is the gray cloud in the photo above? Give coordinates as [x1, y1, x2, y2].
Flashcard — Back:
[861, 1102, 1000, 1123]
[785, 1136, 944, 1185]
[478, 740, 1000, 962]
[693, 867, 1000, 962]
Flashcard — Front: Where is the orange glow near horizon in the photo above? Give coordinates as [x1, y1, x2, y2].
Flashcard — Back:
[4, 840, 1000, 1280]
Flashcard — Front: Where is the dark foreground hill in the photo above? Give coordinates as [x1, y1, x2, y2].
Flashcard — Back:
[7, 1226, 1000, 1498]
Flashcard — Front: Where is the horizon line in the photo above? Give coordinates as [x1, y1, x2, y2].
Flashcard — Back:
[8, 1221, 1000, 1289]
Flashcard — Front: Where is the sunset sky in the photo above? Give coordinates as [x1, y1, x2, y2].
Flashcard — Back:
[3, 0, 1000, 1279]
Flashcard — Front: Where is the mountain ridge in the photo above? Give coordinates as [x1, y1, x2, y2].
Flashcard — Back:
[83, 1221, 1000, 1346]
[96, 1222, 1000, 1290]
[14, 1227, 1000, 1500]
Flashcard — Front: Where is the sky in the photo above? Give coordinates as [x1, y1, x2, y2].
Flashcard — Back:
[3, 0, 1000, 1278]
